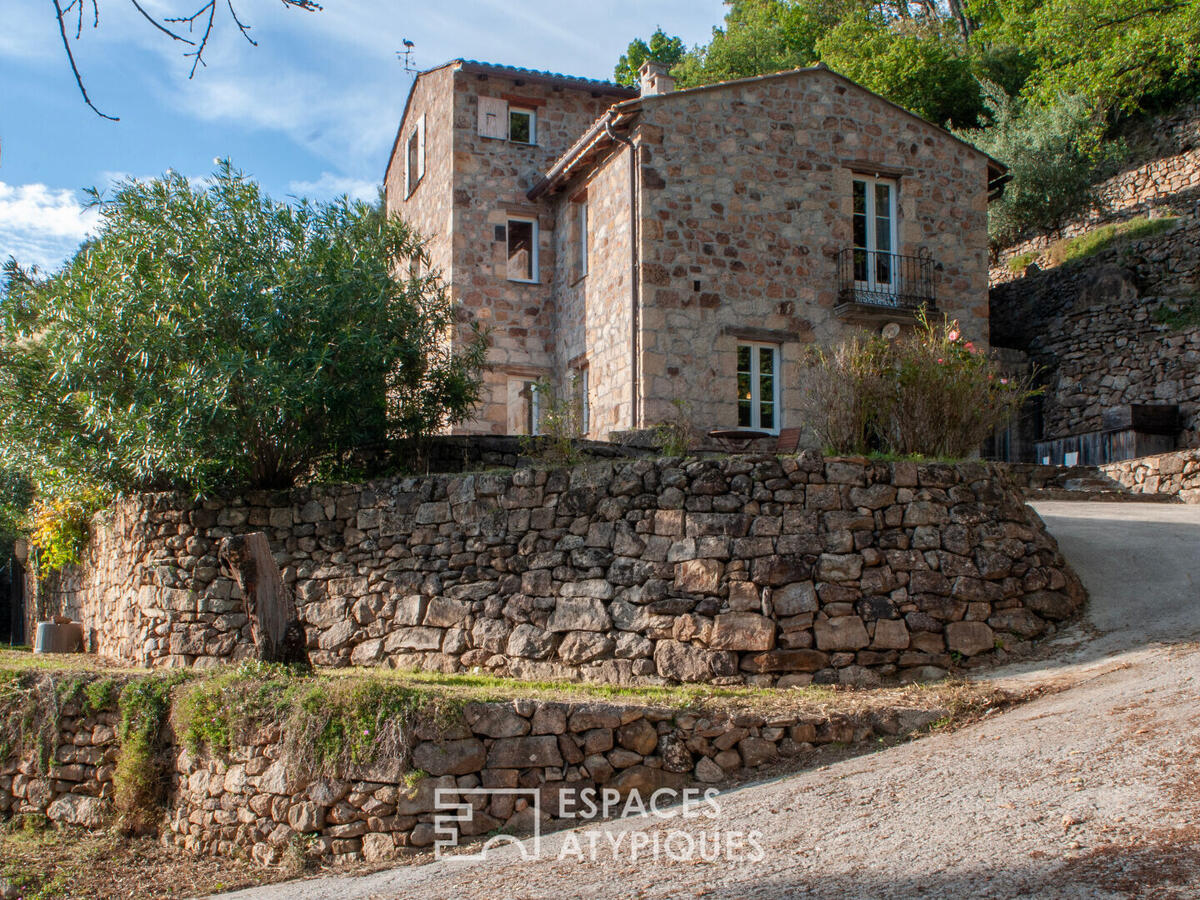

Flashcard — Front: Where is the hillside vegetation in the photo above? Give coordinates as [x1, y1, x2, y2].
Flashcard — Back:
[618, 0, 1200, 249]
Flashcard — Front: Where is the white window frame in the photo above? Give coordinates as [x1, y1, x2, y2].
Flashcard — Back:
[404, 114, 426, 197]
[578, 199, 589, 278]
[505, 215, 539, 284]
[575, 367, 590, 435]
[508, 106, 537, 145]
[736, 341, 781, 434]
[852, 175, 899, 293]
[529, 381, 543, 435]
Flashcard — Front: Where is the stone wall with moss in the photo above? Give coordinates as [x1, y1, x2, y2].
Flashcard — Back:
[34, 453, 1084, 686]
[1, 668, 1002, 866]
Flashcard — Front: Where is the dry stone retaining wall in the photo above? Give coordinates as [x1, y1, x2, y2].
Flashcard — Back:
[0, 677, 959, 866]
[1100, 450, 1200, 503]
[990, 220, 1200, 446]
[35, 454, 1084, 687]
[992, 105, 1200, 283]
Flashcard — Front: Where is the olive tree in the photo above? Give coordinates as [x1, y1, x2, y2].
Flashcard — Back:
[0, 161, 486, 494]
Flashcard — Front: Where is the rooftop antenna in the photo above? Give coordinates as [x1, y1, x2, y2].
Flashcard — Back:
[398, 39, 417, 80]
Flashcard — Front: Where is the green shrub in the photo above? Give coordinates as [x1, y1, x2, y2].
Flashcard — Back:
[27, 489, 107, 576]
[114, 674, 188, 834]
[958, 85, 1123, 248]
[0, 161, 487, 496]
[652, 398, 701, 457]
[798, 310, 1039, 459]
[1153, 296, 1200, 331]
[519, 377, 586, 467]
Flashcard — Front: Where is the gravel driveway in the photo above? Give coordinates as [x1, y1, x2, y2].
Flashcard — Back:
[216, 501, 1200, 900]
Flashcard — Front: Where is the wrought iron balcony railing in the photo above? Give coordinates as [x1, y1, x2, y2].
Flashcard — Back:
[836, 249, 936, 312]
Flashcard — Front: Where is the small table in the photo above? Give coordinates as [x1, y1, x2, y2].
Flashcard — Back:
[707, 429, 769, 453]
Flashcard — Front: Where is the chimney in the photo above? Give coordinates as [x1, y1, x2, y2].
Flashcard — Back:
[638, 60, 675, 96]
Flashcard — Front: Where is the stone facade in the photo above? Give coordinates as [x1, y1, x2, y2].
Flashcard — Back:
[1100, 450, 1200, 503]
[0, 673, 961, 867]
[386, 60, 998, 440]
[990, 219, 1200, 448]
[384, 61, 635, 435]
[34, 454, 1083, 685]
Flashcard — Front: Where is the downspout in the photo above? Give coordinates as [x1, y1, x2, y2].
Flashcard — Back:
[605, 120, 640, 430]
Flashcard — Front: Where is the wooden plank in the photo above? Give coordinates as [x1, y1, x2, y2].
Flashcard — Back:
[219, 532, 310, 667]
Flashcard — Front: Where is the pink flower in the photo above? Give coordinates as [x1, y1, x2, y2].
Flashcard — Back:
[947, 329, 960, 342]
[1000, 377, 1009, 385]
[964, 341, 976, 353]
[936, 358, 944, 364]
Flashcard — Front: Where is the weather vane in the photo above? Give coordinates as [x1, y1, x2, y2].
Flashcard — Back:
[398, 39, 417, 78]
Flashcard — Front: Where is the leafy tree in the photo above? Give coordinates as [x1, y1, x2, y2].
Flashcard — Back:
[0, 162, 487, 495]
[958, 84, 1122, 246]
[672, 0, 847, 88]
[0, 469, 33, 560]
[817, 13, 985, 126]
[614, 28, 686, 86]
[1022, 0, 1200, 114]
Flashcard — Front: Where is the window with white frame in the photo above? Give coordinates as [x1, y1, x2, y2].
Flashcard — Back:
[509, 106, 536, 144]
[577, 199, 588, 278]
[737, 342, 780, 433]
[404, 114, 426, 197]
[477, 96, 536, 144]
[574, 367, 589, 435]
[852, 175, 897, 291]
[505, 216, 538, 283]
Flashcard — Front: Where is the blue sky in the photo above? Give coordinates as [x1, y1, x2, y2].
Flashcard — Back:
[0, 0, 726, 271]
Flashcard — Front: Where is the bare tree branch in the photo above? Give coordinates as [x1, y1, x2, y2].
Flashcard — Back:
[51, 0, 322, 118]
[226, 0, 259, 46]
[129, 0, 195, 45]
[52, 0, 119, 120]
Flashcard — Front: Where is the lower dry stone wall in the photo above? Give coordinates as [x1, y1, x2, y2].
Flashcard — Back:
[1, 673, 986, 866]
[39, 454, 1085, 686]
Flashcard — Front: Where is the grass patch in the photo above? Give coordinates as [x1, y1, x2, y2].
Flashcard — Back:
[1007, 249, 1039, 273]
[0, 818, 273, 899]
[1153, 296, 1200, 331]
[1045, 216, 1179, 268]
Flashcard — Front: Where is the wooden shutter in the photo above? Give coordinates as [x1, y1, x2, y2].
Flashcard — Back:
[478, 96, 508, 139]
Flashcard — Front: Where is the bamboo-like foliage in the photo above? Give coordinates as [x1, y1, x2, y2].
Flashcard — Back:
[798, 310, 1038, 459]
[0, 161, 487, 495]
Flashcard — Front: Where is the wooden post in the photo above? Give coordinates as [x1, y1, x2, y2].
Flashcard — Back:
[218, 532, 310, 667]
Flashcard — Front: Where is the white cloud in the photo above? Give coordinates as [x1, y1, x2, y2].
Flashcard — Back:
[287, 173, 379, 203]
[0, 182, 100, 272]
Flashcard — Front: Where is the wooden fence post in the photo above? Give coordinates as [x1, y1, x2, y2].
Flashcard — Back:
[218, 532, 310, 667]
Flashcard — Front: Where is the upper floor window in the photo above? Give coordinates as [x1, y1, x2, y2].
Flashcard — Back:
[852, 175, 897, 292]
[404, 114, 426, 197]
[509, 107, 536, 144]
[578, 199, 588, 278]
[506, 216, 538, 283]
[737, 342, 780, 433]
[478, 96, 537, 144]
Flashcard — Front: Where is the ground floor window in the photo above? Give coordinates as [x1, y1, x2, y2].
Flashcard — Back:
[737, 342, 780, 433]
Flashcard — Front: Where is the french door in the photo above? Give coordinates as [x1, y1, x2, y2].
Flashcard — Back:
[852, 176, 898, 297]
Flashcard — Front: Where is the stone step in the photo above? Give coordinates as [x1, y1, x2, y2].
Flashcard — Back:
[1024, 487, 1178, 503]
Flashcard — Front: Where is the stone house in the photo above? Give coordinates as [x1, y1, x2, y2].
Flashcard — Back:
[384, 59, 1005, 439]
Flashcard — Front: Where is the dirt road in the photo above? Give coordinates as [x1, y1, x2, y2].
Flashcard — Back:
[217, 501, 1200, 900]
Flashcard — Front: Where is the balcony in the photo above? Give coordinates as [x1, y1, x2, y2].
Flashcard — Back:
[835, 249, 937, 321]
